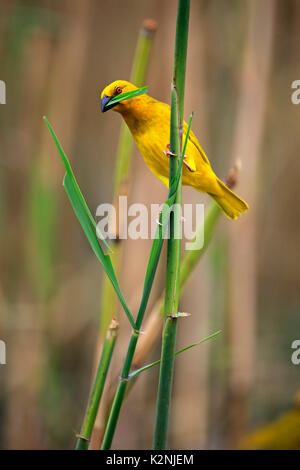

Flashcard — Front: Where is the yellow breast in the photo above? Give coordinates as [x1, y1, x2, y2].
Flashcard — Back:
[120, 97, 211, 189]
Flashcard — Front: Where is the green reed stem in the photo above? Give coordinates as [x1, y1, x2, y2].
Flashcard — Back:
[75, 319, 119, 450]
[153, 0, 190, 450]
[101, 331, 139, 450]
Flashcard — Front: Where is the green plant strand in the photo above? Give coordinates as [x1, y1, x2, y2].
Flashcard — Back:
[153, 0, 190, 450]
[75, 319, 119, 450]
[128, 331, 221, 380]
[153, 88, 181, 451]
[106, 86, 148, 108]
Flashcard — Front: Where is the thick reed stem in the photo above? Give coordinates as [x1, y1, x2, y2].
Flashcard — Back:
[101, 331, 139, 449]
[153, 0, 190, 450]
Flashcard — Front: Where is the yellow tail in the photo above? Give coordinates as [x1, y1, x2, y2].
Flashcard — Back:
[208, 178, 249, 220]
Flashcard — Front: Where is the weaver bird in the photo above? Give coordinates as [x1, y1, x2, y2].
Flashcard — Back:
[101, 80, 248, 219]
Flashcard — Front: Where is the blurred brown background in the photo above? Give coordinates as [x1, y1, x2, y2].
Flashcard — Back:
[1, 0, 300, 450]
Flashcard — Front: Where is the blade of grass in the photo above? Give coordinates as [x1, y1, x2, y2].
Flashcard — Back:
[153, 0, 190, 450]
[75, 319, 119, 450]
[43, 116, 110, 251]
[105, 86, 148, 108]
[128, 330, 221, 380]
[44, 117, 136, 330]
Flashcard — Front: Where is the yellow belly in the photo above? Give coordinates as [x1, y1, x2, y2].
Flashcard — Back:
[134, 127, 213, 191]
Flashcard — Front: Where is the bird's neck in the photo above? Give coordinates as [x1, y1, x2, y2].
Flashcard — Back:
[119, 96, 156, 134]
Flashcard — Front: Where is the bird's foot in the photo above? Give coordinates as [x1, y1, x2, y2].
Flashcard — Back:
[183, 159, 195, 172]
[163, 150, 177, 157]
[163, 143, 177, 157]
[164, 143, 195, 171]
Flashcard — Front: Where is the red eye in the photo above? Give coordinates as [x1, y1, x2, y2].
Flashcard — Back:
[116, 87, 122, 94]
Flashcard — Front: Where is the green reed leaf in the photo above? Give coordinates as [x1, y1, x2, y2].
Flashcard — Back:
[128, 330, 221, 380]
[107, 86, 148, 107]
[43, 116, 136, 330]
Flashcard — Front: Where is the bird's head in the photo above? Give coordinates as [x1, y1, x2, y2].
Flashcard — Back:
[100, 80, 139, 113]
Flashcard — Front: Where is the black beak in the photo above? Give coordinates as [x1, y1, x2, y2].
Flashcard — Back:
[101, 94, 115, 113]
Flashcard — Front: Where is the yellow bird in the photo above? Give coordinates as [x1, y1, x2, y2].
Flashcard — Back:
[101, 80, 248, 219]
